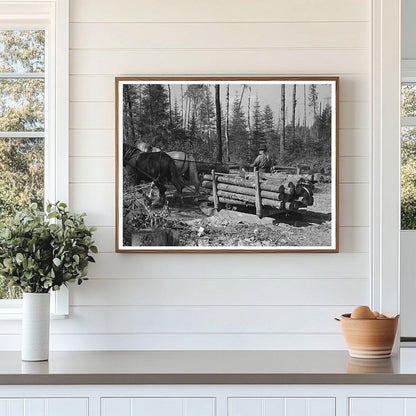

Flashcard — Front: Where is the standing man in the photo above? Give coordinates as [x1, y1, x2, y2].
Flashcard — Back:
[250, 144, 271, 173]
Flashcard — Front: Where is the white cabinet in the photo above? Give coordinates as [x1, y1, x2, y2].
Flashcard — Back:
[0, 398, 88, 416]
[101, 398, 215, 416]
[350, 398, 416, 416]
[228, 397, 335, 416]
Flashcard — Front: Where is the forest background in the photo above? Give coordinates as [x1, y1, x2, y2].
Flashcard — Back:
[122, 81, 333, 170]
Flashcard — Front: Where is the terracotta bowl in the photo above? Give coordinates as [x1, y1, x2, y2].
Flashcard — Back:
[337, 313, 399, 359]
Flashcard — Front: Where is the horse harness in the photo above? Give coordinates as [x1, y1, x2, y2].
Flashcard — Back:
[125, 147, 163, 183]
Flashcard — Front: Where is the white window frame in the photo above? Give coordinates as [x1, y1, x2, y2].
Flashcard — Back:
[0, 0, 69, 317]
[399, 60, 416, 341]
[371, 0, 401, 324]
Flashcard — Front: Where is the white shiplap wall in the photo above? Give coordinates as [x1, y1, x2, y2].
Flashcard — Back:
[53, 0, 371, 350]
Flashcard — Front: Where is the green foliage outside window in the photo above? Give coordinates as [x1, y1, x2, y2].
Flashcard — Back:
[401, 83, 416, 229]
[0, 30, 45, 299]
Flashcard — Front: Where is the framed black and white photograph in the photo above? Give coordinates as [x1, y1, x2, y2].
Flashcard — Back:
[116, 77, 338, 252]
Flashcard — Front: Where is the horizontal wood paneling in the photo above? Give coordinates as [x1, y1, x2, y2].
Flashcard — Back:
[339, 157, 369, 183]
[86, 253, 369, 279]
[71, 277, 368, 306]
[69, 74, 369, 103]
[69, 0, 369, 23]
[56, 305, 352, 334]
[0, 306, 354, 335]
[70, 103, 113, 129]
[70, 49, 368, 76]
[70, 22, 368, 50]
[339, 227, 369, 253]
[90, 227, 115, 253]
[61, 0, 372, 351]
[339, 129, 369, 157]
[339, 184, 369, 227]
[69, 157, 114, 183]
[69, 102, 368, 130]
[69, 129, 114, 157]
[69, 183, 114, 226]
[0, 333, 347, 350]
[91, 226, 369, 254]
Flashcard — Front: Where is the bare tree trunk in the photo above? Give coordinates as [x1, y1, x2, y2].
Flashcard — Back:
[280, 85, 286, 159]
[215, 84, 223, 163]
[167, 84, 172, 125]
[186, 97, 191, 130]
[237, 85, 246, 115]
[184, 97, 187, 129]
[247, 86, 251, 160]
[225, 85, 230, 162]
[303, 85, 307, 128]
[138, 85, 142, 119]
[303, 84, 307, 150]
[181, 85, 185, 128]
[292, 84, 297, 144]
[126, 85, 136, 145]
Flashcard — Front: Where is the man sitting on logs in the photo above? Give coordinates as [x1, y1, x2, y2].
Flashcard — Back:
[250, 144, 271, 173]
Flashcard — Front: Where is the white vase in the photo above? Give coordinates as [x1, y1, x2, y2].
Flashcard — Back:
[22, 293, 50, 361]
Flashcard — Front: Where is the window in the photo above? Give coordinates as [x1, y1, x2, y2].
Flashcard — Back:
[0, 29, 45, 300]
[401, 80, 416, 229]
[0, 0, 69, 314]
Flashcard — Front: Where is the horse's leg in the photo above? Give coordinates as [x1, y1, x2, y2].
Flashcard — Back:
[152, 181, 166, 206]
[188, 157, 200, 194]
[169, 169, 184, 206]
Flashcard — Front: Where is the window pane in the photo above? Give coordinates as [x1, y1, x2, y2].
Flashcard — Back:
[0, 137, 44, 300]
[0, 78, 44, 131]
[0, 31, 45, 301]
[402, 83, 416, 117]
[0, 137, 44, 216]
[0, 30, 45, 73]
[401, 127, 416, 230]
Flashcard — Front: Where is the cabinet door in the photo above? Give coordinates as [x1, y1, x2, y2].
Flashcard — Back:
[350, 398, 416, 416]
[0, 398, 88, 416]
[228, 398, 335, 416]
[101, 398, 215, 416]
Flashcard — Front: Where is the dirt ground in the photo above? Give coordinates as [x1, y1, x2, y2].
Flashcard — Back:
[157, 182, 333, 247]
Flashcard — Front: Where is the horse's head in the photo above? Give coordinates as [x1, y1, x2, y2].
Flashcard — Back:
[136, 141, 152, 153]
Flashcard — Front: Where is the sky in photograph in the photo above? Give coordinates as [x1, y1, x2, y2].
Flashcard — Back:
[168, 83, 332, 127]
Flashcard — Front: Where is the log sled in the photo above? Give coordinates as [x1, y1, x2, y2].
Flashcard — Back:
[203, 169, 315, 218]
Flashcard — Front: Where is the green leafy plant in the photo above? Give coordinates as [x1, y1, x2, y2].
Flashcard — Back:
[0, 202, 97, 293]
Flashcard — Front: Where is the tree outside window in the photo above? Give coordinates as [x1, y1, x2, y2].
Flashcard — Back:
[0, 30, 45, 299]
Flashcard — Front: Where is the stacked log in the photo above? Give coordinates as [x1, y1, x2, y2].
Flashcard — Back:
[203, 170, 314, 217]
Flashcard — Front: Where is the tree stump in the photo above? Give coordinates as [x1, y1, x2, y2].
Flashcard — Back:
[132, 229, 179, 246]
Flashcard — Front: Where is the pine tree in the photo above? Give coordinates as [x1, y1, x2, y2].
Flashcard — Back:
[199, 86, 215, 151]
[315, 104, 332, 156]
[309, 84, 318, 119]
[263, 105, 277, 158]
[251, 98, 264, 159]
[229, 94, 248, 164]
[280, 85, 286, 161]
[138, 84, 170, 148]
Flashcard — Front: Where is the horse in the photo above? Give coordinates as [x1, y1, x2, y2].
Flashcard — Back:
[136, 141, 200, 193]
[123, 145, 184, 202]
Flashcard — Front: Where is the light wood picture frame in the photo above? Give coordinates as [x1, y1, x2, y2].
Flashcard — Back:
[116, 77, 339, 253]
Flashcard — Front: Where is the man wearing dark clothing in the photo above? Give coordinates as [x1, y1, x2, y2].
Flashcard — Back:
[250, 144, 271, 173]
